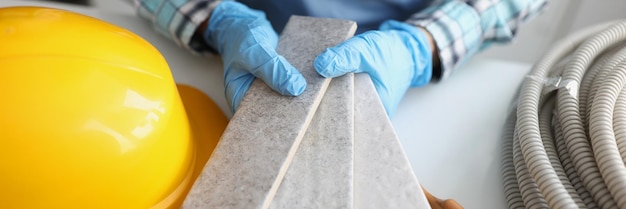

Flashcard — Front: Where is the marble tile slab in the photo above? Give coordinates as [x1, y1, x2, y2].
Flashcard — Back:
[353, 74, 431, 209]
[270, 73, 355, 209]
[182, 16, 357, 209]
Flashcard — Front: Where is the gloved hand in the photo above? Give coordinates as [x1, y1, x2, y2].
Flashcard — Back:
[203, 1, 306, 113]
[314, 20, 433, 117]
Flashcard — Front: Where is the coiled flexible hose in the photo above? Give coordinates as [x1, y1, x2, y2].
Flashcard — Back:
[502, 21, 626, 209]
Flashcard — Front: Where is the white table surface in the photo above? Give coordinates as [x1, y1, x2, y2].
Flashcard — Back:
[2, 1, 533, 208]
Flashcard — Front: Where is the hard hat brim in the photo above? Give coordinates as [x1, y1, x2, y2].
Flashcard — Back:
[154, 84, 229, 208]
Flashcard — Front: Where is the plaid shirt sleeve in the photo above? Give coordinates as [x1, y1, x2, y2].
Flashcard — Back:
[406, 0, 547, 81]
[134, 0, 221, 55]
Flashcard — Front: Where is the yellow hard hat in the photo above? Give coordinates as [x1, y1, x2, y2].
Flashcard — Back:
[0, 6, 227, 209]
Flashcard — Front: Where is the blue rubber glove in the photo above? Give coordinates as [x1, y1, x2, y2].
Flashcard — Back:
[203, 1, 306, 113]
[314, 20, 432, 117]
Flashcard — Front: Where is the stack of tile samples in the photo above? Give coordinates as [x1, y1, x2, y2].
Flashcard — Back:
[182, 16, 431, 209]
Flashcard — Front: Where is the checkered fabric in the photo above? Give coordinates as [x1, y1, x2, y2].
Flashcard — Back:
[135, 0, 220, 55]
[406, 0, 547, 80]
[135, 0, 547, 80]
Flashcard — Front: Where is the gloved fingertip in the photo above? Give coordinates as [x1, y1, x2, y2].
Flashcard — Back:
[384, 104, 395, 118]
[225, 73, 255, 114]
[231, 99, 241, 114]
[285, 76, 307, 96]
[314, 50, 340, 78]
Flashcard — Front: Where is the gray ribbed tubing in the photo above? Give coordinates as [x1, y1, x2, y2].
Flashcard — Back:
[502, 21, 626, 209]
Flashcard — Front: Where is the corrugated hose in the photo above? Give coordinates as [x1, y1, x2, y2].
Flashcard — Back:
[502, 21, 626, 209]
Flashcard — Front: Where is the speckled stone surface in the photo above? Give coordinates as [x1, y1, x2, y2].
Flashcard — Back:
[182, 16, 357, 209]
[270, 73, 355, 209]
[353, 74, 431, 209]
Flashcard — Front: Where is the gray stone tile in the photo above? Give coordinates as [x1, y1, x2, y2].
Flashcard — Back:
[353, 74, 431, 209]
[182, 16, 357, 209]
[270, 73, 355, 209]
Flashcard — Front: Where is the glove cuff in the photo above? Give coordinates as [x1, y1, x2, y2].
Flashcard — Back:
[379, 20, 433, 87]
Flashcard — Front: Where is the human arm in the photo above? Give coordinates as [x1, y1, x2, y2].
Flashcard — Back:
[406, 0, 547, 80]
[314, 0, 547, 116]
[134, 0, 220, 55]
[134, 0, 306, 113]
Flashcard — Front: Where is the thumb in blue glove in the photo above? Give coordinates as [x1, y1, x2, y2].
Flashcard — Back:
[314, 20, 433, 117]
[204, 1, 306, 113]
